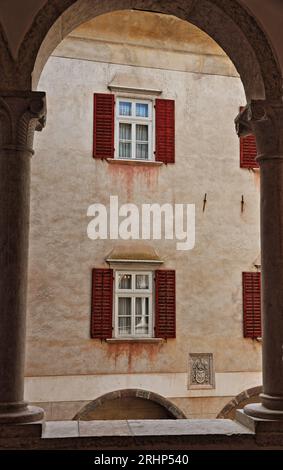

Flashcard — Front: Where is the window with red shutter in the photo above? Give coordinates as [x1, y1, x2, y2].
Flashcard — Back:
[155, 270, 176, 338]
[155, 99, 175, 164]
[93, 93, 115, 159]
[242, 272, 261, 339]
[239, 106, 258, 169]
[91, 268, 113, 339]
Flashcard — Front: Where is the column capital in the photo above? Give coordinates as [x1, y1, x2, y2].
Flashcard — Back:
[235, 99, 283, 162]
[0, 91, 46, 155]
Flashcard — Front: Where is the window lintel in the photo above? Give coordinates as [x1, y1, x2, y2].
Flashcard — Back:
[108, 84, 162, 96]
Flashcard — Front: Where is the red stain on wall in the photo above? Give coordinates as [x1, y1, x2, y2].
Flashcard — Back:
[108, 163, 160, 200]
[106, 342, 164, 372]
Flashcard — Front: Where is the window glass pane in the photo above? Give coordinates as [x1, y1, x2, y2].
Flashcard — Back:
[136, 124, 148, 141]
[119, 143, 131, 159]
[136, 274, 149, 290]
[118, 297, 132, 335]
[119, 123, 132, 158]
[119, 101, 132, 116]
[118, 317, 131, 335]
[135, 297, 149, 335]
[119, 142, 132, 159]
[118, 297, 132, 315]
[118, 273, 132, 289]
[136, 144, 148, 160]
[136, 124, 149, 160]
[119, 123, 132, 140]
[136, 103, 148, 117]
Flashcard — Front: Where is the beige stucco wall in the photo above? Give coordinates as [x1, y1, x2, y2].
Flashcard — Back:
[27, 12, 261, 419]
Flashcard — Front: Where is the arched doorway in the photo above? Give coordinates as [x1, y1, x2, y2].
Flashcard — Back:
[73, 389, 186, 420]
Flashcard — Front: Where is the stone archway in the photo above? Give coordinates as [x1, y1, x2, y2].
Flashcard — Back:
[1, 0, 283, 425]
[0, 0, 280, 100]
[73, 389, 186, 420]
[217, 386, 263, 420]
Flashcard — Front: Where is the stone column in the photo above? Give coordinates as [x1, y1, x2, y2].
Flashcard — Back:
[0, 91, 46, 424]
[236, 100, 283, 420]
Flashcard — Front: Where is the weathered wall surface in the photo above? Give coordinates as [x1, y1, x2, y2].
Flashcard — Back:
[54, 12, 237, 78]
[26, 11, 261, 418]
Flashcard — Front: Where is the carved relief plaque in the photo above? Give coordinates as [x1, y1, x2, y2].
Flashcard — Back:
[188, 353, 215, 390]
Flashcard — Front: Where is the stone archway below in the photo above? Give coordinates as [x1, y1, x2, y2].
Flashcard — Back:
[73, 389, 186, 420]
[217, 386, 263, 420]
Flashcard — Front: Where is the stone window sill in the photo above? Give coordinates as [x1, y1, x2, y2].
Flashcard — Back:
[106, 158, 163, 166]
[106, 338, 165, 344]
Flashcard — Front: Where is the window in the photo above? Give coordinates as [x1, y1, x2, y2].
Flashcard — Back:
[115, 98, 153, 161]
[93, 93, 175, 163]
[115, 271, 153, 338]
[91, 268, 176, 340]
[242, 272, 261, 339]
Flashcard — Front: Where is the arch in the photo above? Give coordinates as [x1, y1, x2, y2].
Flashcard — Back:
[73, 389, 186, 420]
[217, 386, 262, 420]
[14, 0, 281, 101]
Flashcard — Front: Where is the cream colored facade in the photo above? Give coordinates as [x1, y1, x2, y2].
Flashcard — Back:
[26, 11, 261, 420]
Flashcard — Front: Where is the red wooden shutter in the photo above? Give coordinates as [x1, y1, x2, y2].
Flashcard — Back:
[155, 270, 176, 338]
[240, 134, 258, 169]
[91, 268, 113, 339]
[155, 99, 175, 164]
[243, 272, 261, 339]
[239, 107, 258, 169]
[93, 93, 114, 159]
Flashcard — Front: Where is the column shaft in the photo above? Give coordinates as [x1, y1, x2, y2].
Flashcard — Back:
[260, 159, 283, 410]
[0, 149, 30, 404]
[0, 91, 46, 423]
[236, 100, 283, 420]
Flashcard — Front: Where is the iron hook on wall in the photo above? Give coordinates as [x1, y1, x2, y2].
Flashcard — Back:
[241, 195, 245, 213]
[203, 193, 207, 212]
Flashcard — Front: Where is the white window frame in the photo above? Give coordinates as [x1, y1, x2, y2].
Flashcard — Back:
[115, 97, 154, 161]
[114, 270, 153, 338]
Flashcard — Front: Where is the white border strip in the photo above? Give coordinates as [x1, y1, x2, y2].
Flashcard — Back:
[25, 372, 262, 402]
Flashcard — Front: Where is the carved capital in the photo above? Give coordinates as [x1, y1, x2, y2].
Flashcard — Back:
[0, 91, 46, 155]
[235, 100, 283, 161]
